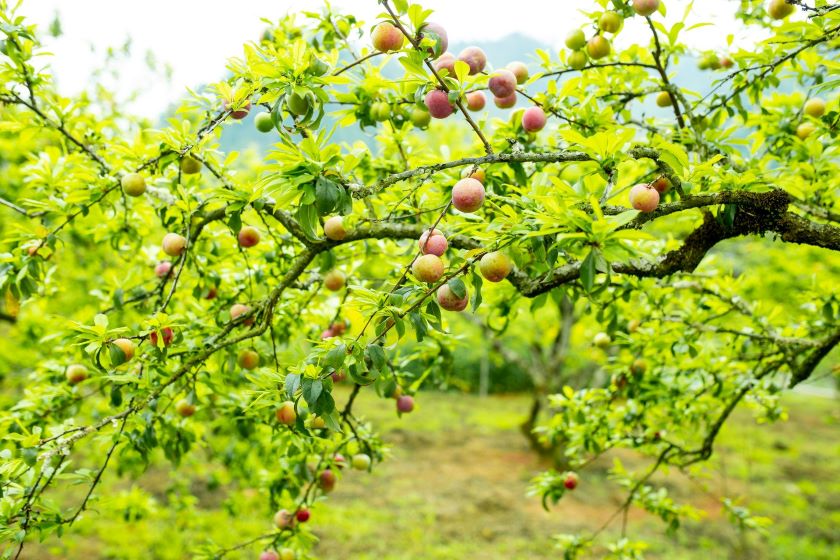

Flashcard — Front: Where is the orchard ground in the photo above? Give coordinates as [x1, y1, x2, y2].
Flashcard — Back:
[30, 388, 840, 560]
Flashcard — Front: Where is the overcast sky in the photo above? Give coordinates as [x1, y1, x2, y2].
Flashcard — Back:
[17, 0, 773, 117]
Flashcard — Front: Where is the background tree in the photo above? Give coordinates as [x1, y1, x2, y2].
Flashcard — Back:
[0, 0, 838, 558]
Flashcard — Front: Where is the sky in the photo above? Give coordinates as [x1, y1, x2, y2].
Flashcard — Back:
[16, 0, 772, 118]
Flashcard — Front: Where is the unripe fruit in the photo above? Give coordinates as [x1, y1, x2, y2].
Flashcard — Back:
[719, 57, 734, 69]
[352, 453, 372, 470]
[631, 358, 647, 375]
[564, 472, 579, 490]
[238, 349, 260, 370]
[599, 11, 622, 33]
[506, 61, 529, 84]
[465, 91, 486, 111]
[295, 508, 310, 523]
[656, 91, 673, 107]
[310, 416, 326, 429]
[629, 183, 660, 212]
[260, 551, 280, 560]
[237, 226, 260, 248]
[331, 369, 346, 382]
[279, 549, 295, 560]
[162, 233, 186, 256]
[286, 92, 310, 116]
[433, 52, 456, 76]
[276, 401, 297, 425]
[371, 22, 404, 52]
[180, 155, 201, 175]
[587, 36, 611, 60]
[225, 100, 250, 119]
[565, 29, 587, 50]
[66, 364, 88, 385]
[633, 0, 660, 17]
[255, 112, 274, 132]
[389, 385, 404, 399]
[768, 0, 795, 19]
[461, 167, 486, 183]
[494, 92, 517, 109]
[796, 121, 816, 139]
[424, 90, 454, 119]
[149, 327, 174, 347]
[479, 251, 513, 282]
[274, 509, 294, 529]
[651, 177, 671, 194]
[231, 303, 253, 325]
[488, 69, 517, 98]
[804, 98, 825, 118]
[437, 284, 469, 311]
[154, 261, 172, 278]
[319, 469, 337, 492]
[593, 332, 611, 348]
[176, 399, 196, 417]
[370, 102, 391, 122]
[521, 106, 547, 133]
[412, 254, 444, 283]
[121, 173, 146, 196]
[457, 46, 487, 75]
[396, 395, 415, 413]
[418, 22, 448, 56]
[112, 338, 135, 363]
[568, 50, 588, 70]
[451, 178, 485, 213]
[323, 270, 346, 291]
[411, 108, 431, 127]
[418, 229, 448, 256]
[323, 216, 346, 240]
[334, 453, 347, 468]
[628, 319, 641, 333]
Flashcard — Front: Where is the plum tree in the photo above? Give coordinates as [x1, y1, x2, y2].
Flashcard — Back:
[121, 173, 146, 196]
[371, 22, 404, 52]
[451, 177, 485, 212]
[323, 216, 346, 240]
[3, 2, 839, 559]
[411, 254, 444, 283]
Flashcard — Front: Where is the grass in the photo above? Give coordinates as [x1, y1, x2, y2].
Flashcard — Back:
[27, 389, 840, 559]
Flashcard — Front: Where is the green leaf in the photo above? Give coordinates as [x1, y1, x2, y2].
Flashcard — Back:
[366, 344, 387, 373]
[315, 176, 340, 215]
[580, 250, 597, 292]
[302, 378, 323, 406]
[285, 373, 301, 399]
[447, 277, 466, 299]
[323, 344, 346, 371]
